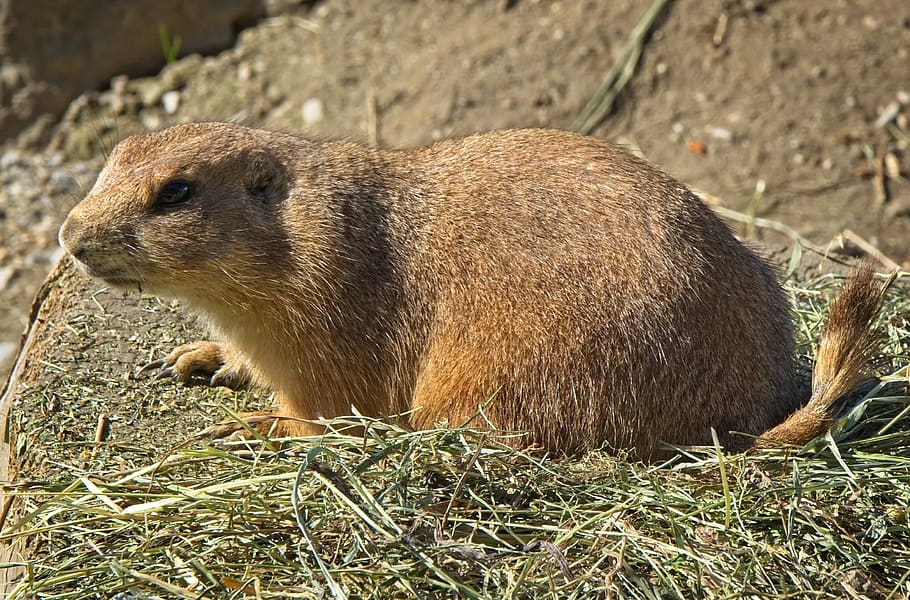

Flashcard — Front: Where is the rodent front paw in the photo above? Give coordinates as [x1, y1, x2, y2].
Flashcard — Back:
[137, 341, 251, 388]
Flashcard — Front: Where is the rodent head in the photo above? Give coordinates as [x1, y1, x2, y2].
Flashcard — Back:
[59, 122, 295, 305]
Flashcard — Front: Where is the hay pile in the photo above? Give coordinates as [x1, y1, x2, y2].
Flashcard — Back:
[3, 273, 909, 599]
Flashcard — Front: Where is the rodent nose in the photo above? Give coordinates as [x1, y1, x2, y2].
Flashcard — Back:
[58, 213, 84, 258]
[58, 217, 72, 251]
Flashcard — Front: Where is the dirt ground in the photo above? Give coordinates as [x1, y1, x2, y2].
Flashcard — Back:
[1, 0, 909, 452]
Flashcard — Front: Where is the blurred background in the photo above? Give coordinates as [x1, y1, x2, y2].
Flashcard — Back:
[0, 0, 908, 381]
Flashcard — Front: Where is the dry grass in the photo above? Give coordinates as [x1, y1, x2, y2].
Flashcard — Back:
[2, 271, 909, 599]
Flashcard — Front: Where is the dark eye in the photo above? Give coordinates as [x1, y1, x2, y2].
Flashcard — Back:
[157, 181, 193, 207]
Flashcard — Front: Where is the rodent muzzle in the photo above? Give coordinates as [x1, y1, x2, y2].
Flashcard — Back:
[58, 213, 83, 260]
[58, 212, 141, 288]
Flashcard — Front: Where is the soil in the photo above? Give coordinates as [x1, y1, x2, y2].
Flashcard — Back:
[1, 0, 909, 467]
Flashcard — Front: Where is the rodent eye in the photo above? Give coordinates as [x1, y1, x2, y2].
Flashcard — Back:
[156, 181, 194, 208]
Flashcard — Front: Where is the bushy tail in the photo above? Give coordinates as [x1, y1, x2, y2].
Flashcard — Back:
[753, 263, 897, 449]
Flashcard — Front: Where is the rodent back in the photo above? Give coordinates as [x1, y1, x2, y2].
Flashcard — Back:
[392, 129, 798, 453]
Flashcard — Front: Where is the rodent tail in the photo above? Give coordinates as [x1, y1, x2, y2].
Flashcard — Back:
[753, 263, 897, 449]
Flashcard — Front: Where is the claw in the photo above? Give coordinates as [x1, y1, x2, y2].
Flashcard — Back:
[136, 358, 168, 377]
[210, 367, 247, 390]
[154, 366, 178, 381]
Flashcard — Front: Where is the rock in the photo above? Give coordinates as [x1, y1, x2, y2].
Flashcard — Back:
[133, 79, 165, 108]
[0, 150, 24, 170]
[707, 126, 734, 142]
[162, 91, 181, 115]
[140, 112, 164, 131]
[876, 101, 900, 128]
[237, 63, 253, 82]
[161, 54, 205, 91]
[0, 0, 267, 143]
[302, 98, 324, 126]
[110, 75, 130, 96]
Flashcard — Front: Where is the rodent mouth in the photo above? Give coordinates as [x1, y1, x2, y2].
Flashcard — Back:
[68, 256, 143, 289]
[90, 272, 143, 289]
[98, 276, 143, 288]
[92, 269, 144, 288]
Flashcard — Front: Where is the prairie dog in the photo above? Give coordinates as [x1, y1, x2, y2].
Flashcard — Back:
[58, 123, 891, 458]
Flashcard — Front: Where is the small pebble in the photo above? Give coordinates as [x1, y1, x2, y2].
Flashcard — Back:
[141, 112, 163, 131]
[707, 127, 733, 142]
[136, 80, 164, 108]
[875, 101, 900, 128]
[302, 98, 324, 126]
[0, 151, 24, 170]
[162, 91, 181, 115]
[885, 153, 901, 179]
[0, 266, 13, 289]
[110, 75, 129, 96]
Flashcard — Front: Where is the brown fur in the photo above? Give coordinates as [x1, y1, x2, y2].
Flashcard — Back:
[753, 264, 895, 448]
[58, 123, 891, 458]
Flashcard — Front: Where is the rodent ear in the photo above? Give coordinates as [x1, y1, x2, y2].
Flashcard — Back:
[243, 149, 286, 202]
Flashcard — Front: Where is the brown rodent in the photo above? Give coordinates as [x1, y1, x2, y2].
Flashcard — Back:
[58, 123, 892, 458]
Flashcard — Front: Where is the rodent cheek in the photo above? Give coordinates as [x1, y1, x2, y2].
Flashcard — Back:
[135, 212, 219, 276]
